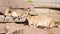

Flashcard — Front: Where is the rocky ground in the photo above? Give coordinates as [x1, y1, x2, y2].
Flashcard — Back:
[0, 23, 60, 34]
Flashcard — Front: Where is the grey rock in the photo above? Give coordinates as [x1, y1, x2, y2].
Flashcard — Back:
[0, 15, 5, 22]
[4, 16, 14, 22]
[15, 17, 26, 22]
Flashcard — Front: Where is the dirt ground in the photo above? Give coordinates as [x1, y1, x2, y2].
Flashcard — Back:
[0, 23, 60, 34]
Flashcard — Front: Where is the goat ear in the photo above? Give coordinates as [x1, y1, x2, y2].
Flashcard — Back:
[27, 8, 31, 13]
[20, 8, 30, 18]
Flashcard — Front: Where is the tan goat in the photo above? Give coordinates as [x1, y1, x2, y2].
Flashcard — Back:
[21, 8, 57, 28]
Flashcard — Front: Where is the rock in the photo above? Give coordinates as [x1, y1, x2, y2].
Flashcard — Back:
[0, 24, 7, 33]
[15, 17, 26, 22]
[0, 0, 34, 16]
[0, 15, 5, 22]
[10, 29, 23, 34]
[4, 16, 14, 22]
[5, 23, 23, 34]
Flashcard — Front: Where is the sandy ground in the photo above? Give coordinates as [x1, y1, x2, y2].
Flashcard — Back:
[0, 23, 60, 34]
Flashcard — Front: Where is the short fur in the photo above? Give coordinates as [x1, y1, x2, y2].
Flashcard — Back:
[22, 8, 57, 28]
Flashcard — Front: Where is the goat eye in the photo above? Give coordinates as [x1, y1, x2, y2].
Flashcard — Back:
[8, 11, 11, 13]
